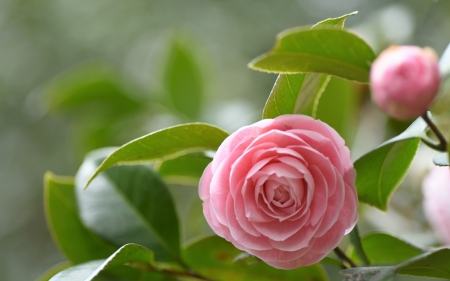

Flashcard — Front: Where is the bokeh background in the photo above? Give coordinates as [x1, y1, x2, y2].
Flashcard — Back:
[1, 0, 450, 280]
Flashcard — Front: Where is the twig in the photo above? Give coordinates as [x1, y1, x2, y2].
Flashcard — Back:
[421, 112, 447, 152]
[333, 247, 357, 268]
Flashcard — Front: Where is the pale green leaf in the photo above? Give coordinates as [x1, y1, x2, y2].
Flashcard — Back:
[83, 123, 228, 189]
[249, 28, 375, 83]
[49, 244, 168, 281]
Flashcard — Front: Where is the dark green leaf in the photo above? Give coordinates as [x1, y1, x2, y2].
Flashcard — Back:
[76, 148, 181, 263]
[397, 248, 450, 279]
[44, 172, 117, 264]
[49, 244, 166, 281]
[164, 39, 204, 119]
[84, 123, 228, 188]
[36, 262, 72, 281]
[183, 236, 329, 281]
[156, 153, 212, 185]
[341, 241, 450, 281]
[354, 118, 427, 210]
[433, 152, 449, 166]
[358, 233, 423, 265]
[248, 28, 375, 83]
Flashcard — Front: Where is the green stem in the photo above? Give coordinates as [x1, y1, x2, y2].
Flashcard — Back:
[421, 112, 447, 152]
[333, 247, 357, 268]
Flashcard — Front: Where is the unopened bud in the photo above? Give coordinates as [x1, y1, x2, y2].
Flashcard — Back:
[370, 46, 441, 120]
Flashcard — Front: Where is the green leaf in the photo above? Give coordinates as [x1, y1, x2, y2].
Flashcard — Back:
[49, 244, 166, 281]
[348, 226, 370, 266]
[164, 39, 204, 119]
[183, 236, 329, 281]
[156, 152, 212, 185]
[248, 28, 375, 83]
[311, 11, 358, 29]
[83, 123, 229, 188]
[44, 172, 117, 264]
[356, 233, 423, 265]
[262, 73, 330, 119]
[75, 148, 181, 263]
[262, 13, 358, 122]
[343, 247, 450, 280]
[433, 152, 449, 166]
[36, 262, 72, 281]
[43, 62, 142, 115]
[354, 117, 427, 210]
[314, 76, 360, 146]
[397, 248, 450, 279]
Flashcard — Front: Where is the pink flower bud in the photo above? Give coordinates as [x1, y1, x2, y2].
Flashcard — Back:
[422, 166, 450, 244]
[370, 46, 441, 120]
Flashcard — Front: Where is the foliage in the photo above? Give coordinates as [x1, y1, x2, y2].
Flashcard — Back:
[37, 12, 450, 281]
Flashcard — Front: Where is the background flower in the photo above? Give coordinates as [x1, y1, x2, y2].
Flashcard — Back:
[370, 45, 441, 120]
[422, 165, 450, 244]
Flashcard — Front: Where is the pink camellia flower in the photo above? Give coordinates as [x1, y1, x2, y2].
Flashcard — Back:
[199, 115, 358, 269]
[422, 166, 450, 244]
[370, 45, 441, 120]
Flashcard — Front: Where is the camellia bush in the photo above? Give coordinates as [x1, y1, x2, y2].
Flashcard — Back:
[39, 12, 450, 281]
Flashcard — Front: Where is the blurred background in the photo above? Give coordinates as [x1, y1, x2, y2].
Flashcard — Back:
[1, 0, 450, 280]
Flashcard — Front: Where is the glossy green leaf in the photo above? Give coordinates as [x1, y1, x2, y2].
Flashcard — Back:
[262, 73, 330, 119]
[36, 262, 72, 281]
[84, 123, 228, 188]
[44, 172, 117, 264]
[183, 236, 329, 281]
[164, 39, 204, 119]
[43, 63, 142, 115]
[433, 152, 449, 166]
[49, 244, 165, 281]
[397, 248, 450, 279]
[248, 28, 375, 83]
[354, 118, 427, 210]
[352, 233, 423, 265]
[262, 13, 356, 122]
[156, 152, 212, 185]
[76, 148, 181, 263]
